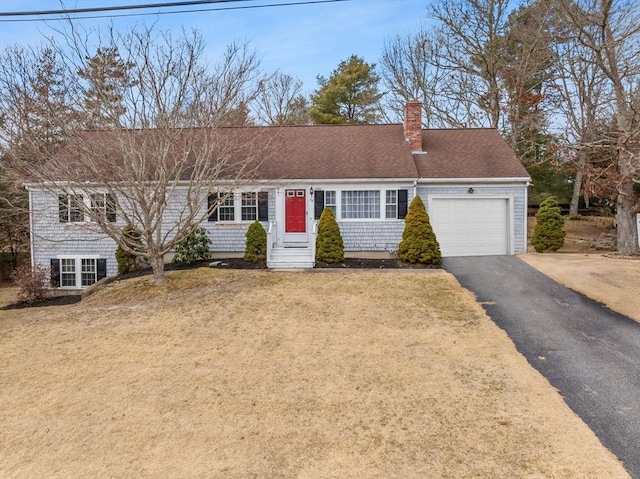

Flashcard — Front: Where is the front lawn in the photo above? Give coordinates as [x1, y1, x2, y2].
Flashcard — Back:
[0, 269, 628, 478]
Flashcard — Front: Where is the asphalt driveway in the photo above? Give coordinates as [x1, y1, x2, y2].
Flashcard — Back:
[443, 256, 640, 478]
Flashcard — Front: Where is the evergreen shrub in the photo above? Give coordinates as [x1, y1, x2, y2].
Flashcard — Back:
[315, 207, 344, 263]
[173, 227, 211, 265]
[397, 196, 441, 265]
[244, 221, 267, 262]
[116, 224, 145, 274]
[531, 196, 565, 253]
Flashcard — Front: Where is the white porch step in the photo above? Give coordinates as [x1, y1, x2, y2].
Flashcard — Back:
[267, 247, 315, 269]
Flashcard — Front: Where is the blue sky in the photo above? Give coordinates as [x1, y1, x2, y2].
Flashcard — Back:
[0, 0, 432, 95]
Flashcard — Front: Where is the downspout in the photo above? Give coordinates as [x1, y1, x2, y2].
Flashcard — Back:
[524, 180, 530, 253]
[27, 187, 35, 267]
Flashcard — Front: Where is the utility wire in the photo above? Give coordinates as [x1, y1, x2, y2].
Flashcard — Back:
[0, 0, 353, 22]
[1, 0, 251, 16]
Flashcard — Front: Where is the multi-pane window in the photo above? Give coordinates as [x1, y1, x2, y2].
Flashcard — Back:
[60, 258, 76, 287]
[90, 193, 117, 222]
[51, 257, 105, 289]
[59, 194, 84, 223]
[208, 192, 268, 222]
[325, 191, 336, 215]
[81, 259, 97, 287]
[386, 190, 397, 219]
[341, 190, 380, 219]
[218, 194, 235, 221]
[241, 193, 257, 221]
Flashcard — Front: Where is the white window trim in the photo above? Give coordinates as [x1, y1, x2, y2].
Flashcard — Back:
[57, 255, 100, 289]
[215, 191, 265, 224]
[318, 187, 408, 222]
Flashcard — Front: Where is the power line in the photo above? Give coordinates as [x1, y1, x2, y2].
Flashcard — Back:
[0, 0, 354, 22]
[1, 0, 251, 16]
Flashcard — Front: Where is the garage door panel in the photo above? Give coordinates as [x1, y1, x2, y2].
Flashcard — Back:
[429, 198, 509, 257]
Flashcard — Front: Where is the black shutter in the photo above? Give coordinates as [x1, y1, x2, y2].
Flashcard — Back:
[314, 190, 325, 220]
[97, 259, 107, 281]
[106, 194, 117, 223]
[258, 192, 269, 221]
[50, 259, 60, 287]
[398, 189, 408, 219]
[58, 194, 68, 223]
[207, 193, 218, 222]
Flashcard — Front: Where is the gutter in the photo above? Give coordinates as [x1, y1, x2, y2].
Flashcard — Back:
[417, 177, 531, 185]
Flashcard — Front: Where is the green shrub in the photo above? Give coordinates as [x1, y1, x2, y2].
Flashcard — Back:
[244, 221, 267, 262]
[116, 224, 145, 274]
[397, 195, 441, 265]
[173, 227, 211, 265]
[567, 214, 585, 221]
[531, 196, 565, 253]
[315, 207, 344, 263]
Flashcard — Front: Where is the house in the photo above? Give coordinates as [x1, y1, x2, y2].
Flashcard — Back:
[26, 101, 530, 289]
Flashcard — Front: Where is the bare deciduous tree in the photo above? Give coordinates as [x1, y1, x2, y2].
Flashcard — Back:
[254, 72, 309, 125]
[6, 26, 276, 283]
[558, 0, 640, 252]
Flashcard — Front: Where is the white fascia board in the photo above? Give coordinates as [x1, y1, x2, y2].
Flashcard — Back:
[417, 177, 531, 185]
[253, 178, 418, 186]
[26, 177, 423, 191]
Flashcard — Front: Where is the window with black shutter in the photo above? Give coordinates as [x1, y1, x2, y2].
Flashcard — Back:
[258, 192, 269, 221]
[207, 193, 219, 222]
[398, 189, 408, 219]
[50, 259, 60, 287]
[314, 190, 324, 220]
[97, 259, 107, 281]
[106, 194, 117, 222]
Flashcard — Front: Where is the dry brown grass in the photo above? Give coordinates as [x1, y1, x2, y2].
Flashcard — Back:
[0, 269, 629, 478]
[527, 215, 615, 253]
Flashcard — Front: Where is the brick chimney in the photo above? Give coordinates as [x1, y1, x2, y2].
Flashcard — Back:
[403, 100, 423, 152]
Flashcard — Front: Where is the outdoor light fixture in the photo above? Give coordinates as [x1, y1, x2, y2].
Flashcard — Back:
[310, 187, 314, 195]
[468, 187, 475, 194]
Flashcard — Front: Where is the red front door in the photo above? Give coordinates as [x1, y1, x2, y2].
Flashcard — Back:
[285, 189, 306, 233]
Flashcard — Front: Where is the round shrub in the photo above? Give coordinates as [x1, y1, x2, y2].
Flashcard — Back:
[315, 207, 344, 263]
[173, 227, 211, 265]
[116, 224, 144, 274]
[531, 196, 565, 253]
[244, 221, 267, 262]
[397, 195, 441, 265]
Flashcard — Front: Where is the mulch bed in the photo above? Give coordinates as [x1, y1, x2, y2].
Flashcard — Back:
[2, 258, 438, 310]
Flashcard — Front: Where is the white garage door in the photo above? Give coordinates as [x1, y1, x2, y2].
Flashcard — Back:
[429, 198, 509, 257]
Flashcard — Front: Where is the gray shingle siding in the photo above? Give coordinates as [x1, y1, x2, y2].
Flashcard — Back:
[30, 188, 277, 280]
[30, 189, 119, 277]
[29, 183, 528, 282]
[339, 221, 405, 252]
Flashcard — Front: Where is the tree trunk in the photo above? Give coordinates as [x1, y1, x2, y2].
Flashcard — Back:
[149, 253, 166, 284]
[615, 178, 639, 254]
[569, 170, 583, 216]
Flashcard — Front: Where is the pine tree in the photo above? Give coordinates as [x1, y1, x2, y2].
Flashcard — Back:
[78, 47, 134, 129]
[315, 207, 344, 263]
[531, 196, 565, 253]
[397, 196, 441, 265]
[310, 55, 382, 124]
